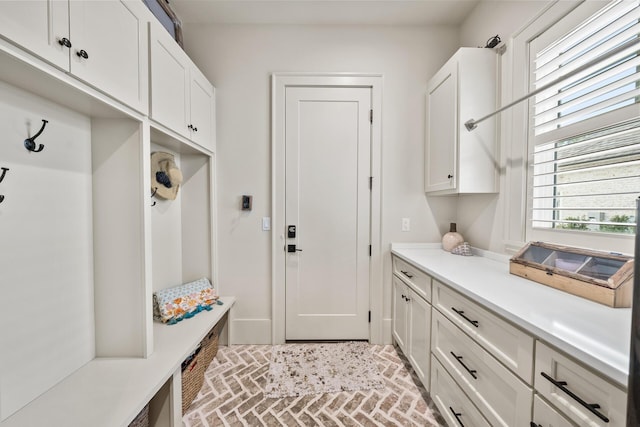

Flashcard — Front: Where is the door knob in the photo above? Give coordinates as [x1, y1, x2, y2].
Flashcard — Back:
[287, 244, 302, 253]
[58, 37, 72, 48]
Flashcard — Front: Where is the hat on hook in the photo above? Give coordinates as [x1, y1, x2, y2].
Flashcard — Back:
[151, 151, 183, 200]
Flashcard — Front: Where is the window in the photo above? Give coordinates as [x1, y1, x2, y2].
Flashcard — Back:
[528, 0, 640, 239]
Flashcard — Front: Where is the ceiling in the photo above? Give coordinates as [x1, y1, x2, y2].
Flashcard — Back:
[169, 0, 480, 26]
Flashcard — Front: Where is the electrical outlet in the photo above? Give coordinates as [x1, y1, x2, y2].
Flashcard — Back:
[402, 217, 410, 232]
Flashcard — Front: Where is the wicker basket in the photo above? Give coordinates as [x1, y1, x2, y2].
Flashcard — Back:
[201, 324, 220, 369]
[181, 346, 206, 413]
[128, 404, 149, 427]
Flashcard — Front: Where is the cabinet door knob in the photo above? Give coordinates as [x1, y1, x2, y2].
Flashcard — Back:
[58, 37, 72, 48]
[193, 126, 198, 132]
[447, 174, 453, 179]
[76, 49, 89, 59]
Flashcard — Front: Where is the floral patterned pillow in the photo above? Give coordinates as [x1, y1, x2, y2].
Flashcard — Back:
[153, 278, 219, 324]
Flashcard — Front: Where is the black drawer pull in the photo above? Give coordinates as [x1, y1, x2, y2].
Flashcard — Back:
[58, 37, 71, 48]
[530, 423, 542, 427]
[449, 407, 464, 427]
[450, 351, 477, 379]
[451, 307, 479, 327]
[400, 270, 413, 279]
[76, 49, 89, 59]
[540, 372, 609, 423]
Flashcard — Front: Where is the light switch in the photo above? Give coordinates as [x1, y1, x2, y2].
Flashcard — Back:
[262, 217, 271, 231]
[402, 217, 410, 232]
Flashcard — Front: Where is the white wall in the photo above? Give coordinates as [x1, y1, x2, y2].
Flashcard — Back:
[182, 23, 459, 343]
[457, 1, 553, 252]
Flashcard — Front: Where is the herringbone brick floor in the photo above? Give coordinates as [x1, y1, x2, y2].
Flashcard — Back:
[183, 344, 445, 426]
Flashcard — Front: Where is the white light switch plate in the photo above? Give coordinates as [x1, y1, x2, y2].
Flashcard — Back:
[402, 217, 410, 232]
[262, 217, 271, 231]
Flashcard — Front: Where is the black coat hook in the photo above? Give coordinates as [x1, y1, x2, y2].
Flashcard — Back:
[24, 119, 48, 153]
[0, 167, 8, 184]
[151, 186, 158, 206]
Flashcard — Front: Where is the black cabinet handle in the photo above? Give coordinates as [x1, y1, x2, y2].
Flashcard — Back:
[58, 37, 72, 48]
[450, 351, 477, 379]
[400, 270, 413, 279]
[193, 126, 198, 132]
[449, 407, 464, 427]
[530, 423, 542, 427]
[540, 372, 609, 423]
[451, 307, 479, 327]
[448, 174, 453, 179]
[76, 49, 89, 59]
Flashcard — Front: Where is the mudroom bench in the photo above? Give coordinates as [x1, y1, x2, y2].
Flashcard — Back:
[0, 297, 235, 427]
[391, 243, 630, 427]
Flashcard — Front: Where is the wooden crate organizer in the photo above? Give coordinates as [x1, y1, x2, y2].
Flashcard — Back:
[509, 242, 634, 308]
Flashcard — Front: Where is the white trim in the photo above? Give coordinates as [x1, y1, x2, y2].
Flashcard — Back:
[271, 73, 383, 344]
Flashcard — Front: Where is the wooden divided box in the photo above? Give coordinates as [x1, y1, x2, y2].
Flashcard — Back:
[510, 242, 634, 308]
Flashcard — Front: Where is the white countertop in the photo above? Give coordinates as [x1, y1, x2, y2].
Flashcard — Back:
[391, 244, 631, 389]
[0, 297, 235, 427]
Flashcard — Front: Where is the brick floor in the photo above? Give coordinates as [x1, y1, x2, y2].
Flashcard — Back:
[183, 344, 445, 426]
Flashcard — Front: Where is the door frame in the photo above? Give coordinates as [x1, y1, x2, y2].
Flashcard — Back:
[271, 73, 383, 344]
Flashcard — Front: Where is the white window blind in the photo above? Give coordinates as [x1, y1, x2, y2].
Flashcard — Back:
[532, 0, 640, 146]
[529, 0, 640, 235]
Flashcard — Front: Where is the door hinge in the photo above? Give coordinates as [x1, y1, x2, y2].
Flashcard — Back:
[369, 109, 373, 124]
[369, 245, 372, 256]
[368, 310, 371, 323]
[369, 176, 373, 190]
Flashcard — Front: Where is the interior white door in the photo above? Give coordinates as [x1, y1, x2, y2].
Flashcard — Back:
[285, 86, 371, 340]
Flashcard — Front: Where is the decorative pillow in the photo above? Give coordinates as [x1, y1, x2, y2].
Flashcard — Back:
[153, 277, 218, 324]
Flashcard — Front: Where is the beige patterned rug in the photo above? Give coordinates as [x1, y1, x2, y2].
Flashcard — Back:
[265, 342, 386, 398]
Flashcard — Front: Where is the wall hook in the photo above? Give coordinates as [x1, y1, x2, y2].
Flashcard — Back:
[151, 187, 158, 206]
[0, 167, 8, 184]
[24, 119, 48, 153]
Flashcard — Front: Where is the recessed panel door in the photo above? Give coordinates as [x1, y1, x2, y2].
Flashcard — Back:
[285, 86, 371, 340]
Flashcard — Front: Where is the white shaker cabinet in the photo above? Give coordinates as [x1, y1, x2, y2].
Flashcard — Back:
[425, 47, 498, 194]
[150, 21, 215, 152]
[0, 0, 149, 114]
[392, 259, 432, 389]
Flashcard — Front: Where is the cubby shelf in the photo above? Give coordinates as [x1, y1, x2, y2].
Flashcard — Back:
[0, 298, 234, 427]
[0, 5, 222, 426]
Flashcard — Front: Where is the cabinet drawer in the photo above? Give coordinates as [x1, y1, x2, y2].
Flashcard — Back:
[535, 342, 626, 426]
[392, 256, 431, 302]
[431, 356, 491, 427]
[531, 395, 575, 427]
[433, 280, 534, 383]
[432, 310, 532, 427]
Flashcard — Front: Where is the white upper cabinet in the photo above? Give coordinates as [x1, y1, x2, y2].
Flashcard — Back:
[425, 47, 498, 195]
[0, 0, 149, 114]
[0, 0, 69, 69]
[150, 21, 215, 152]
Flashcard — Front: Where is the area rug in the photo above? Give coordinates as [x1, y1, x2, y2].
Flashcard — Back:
[264, 341, 385, 398]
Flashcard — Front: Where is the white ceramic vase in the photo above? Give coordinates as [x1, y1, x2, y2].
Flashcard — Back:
[442, 223, 464, 252]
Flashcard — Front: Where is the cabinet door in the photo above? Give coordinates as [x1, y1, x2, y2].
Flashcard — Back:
[0, 0, 70, 70]
[69, 0, 148, 114]
[189, 66, 215, 151]
[425, 59, 457, 193]
[392, 276, 408, 351]
[150, 23, 190, 137]
[408, 288, 431, 389]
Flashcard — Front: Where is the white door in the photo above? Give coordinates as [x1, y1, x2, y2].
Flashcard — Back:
[285, 86, 371, 340]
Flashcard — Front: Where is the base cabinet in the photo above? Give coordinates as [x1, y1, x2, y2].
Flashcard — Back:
[392, 273, 431, 389]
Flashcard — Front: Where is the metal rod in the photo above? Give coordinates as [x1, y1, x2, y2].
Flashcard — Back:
[465, 37, 640, 131]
